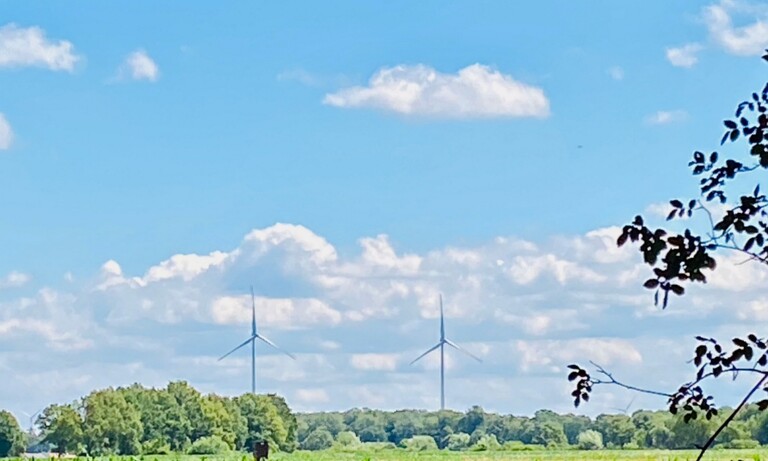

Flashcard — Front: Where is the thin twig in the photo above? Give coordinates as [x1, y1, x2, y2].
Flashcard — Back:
[589, 362, 672, 398]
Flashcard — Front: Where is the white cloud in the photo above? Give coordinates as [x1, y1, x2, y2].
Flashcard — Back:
[324, 64, 549, 119]
[0, 24, 79, 71]
[118, 50, 159, 82]
[350, 353, 399, 371]
[666, 43, 704, 67]
[704, 0, 768, 56]
[6, 221, 768, 416]
[0, 114, 12, 150]
[645, 110, 688, 125]
[0, 271, 30, 288]
[608, 66, 624, 80]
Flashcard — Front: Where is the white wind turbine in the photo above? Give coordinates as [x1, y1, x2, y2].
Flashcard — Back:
[218, 286, 295, 394]
[410, 294, 481, 410]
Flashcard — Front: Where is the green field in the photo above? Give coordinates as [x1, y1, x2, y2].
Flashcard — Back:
[9, 450, 768, 461]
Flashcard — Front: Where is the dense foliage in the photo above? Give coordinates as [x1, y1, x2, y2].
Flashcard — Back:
[296, 405, 768, 451]
[0, 410, 25, 457]
[25, 381, 296, 455]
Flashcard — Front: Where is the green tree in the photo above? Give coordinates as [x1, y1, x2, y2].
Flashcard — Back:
[0, 410, 25, 457]
[235, 394, 288, 451]
[83, 388, 143, 455]
[265, 394, 298, 452]
[38, 404, 83, 454]
[594, 414, 634, 448]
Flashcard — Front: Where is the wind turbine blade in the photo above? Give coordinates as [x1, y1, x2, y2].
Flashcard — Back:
[250, 286, 257, 336]
[439, 294, 445, 341]
[256, 334, 296, 359]
[218, 335, 256, 361]
[444, 339, 482, 362]
[410, 342, 442, 365]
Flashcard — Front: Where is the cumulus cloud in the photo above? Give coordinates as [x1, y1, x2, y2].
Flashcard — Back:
[704, 0, 768, 56]
[0, 114, 12, 150]
[5, 222, 768, 417]
[666, 43, 704, 67]
[324, 64, 549, 118]
[118, 50, 159, 82]
[645, 110, 688, 125]
[0, 24, 79, 71]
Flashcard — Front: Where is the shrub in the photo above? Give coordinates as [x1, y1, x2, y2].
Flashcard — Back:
[501, 441, 545, 451]
[187, 436, 229, 455]
[334, 431, 360, 447]
[300, 428, 333, 451]
[577, 430, 603, 450]
[722, 439, 760, 449]
[470, 434, 501, 451]
[445, 432, 471, 451]
[141, 439, 171, 455]
[400, 435, 438, 451]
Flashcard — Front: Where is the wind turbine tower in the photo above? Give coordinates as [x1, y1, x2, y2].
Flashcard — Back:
[218, 286, 295, 394]
[410, 294, 481, 410]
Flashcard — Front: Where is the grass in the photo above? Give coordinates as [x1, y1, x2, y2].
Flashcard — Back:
[9, 450, 768, 461]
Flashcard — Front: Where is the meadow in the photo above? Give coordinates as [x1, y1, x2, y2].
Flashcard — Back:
[9, 450, 768, 461]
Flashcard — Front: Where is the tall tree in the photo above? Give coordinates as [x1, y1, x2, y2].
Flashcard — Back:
[38, 404, 83, 454]
[83, 388, 143, 455]
[0, 411, 25, 457]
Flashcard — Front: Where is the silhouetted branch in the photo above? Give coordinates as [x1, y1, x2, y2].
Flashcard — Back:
[695, 373, 768, 461]
[589, 362, 672, 398]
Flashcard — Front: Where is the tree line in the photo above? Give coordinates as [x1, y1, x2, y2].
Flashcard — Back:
[296, 405, 768, 451]
[7, 383, 768, 458]
[0, 381, 297, 457]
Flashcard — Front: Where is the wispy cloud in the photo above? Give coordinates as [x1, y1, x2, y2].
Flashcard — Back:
[608, 66, 624, 81]
[324, 64, 550, 119]
[0, 114, 12, 150]
[0, 24, 79, 71]
[666, 43, 704, 67]
[704, 0, 768, 56]
[117, 50, 159, 82]
[645, 110, 688, 125]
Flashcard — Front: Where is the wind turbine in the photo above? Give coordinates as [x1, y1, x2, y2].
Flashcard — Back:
[218, 286, 295, 394]
[611, 396, 636, 415]
[410, 294, 481, 410]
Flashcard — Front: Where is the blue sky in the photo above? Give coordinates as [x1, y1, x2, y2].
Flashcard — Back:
[3, 0, 768, 422]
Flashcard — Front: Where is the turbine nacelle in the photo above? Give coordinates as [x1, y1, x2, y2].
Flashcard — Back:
[410, 294, 481, 410]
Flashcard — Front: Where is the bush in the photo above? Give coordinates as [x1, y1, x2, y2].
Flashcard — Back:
[501, 441, 545, 451]
[360, 441, 396, 451]
[333, 431, 361, 450]
[187, 436, 229, 455]
[721, 439, 760, 449]
[470, 434, 501, 451]
[400, 435, 438, 451]
[141, 438, 171, 455]
[301, 427, 334, 451]
[445, 432, 471, 451]
[577, 430, 603, 450]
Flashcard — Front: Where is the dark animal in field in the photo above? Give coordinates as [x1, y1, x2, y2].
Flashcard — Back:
[253, 441, 269, 460]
